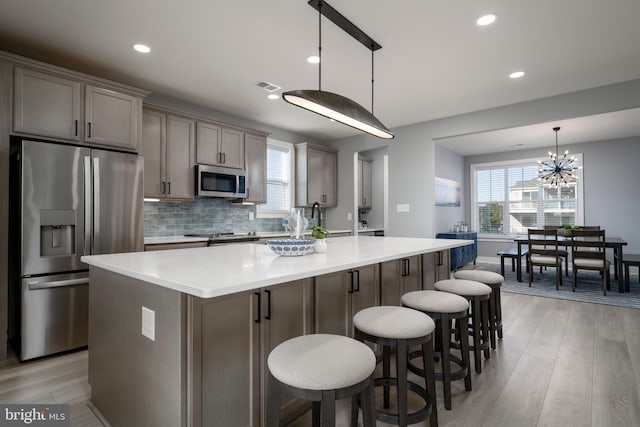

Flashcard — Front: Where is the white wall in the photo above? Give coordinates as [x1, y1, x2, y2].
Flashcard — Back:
[324, 79, 640, 241]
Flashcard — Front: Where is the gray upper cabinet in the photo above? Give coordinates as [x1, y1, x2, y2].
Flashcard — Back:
[85, 85, 139, 151]
[142, 108, 195, 200]
[13, 67, 81, 141]
[13, 67, 141, 151]
[295, 143, 338, 207]
[359, 159, 372, 209]
[196, 122, 244, 169]
[244, 133, 267, 203]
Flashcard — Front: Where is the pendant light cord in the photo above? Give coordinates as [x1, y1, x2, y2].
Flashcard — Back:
[318, 3, 322, 91]
[371, 49, 374, 115]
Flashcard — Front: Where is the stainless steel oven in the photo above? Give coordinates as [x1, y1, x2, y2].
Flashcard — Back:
[195, 164, 247, 198]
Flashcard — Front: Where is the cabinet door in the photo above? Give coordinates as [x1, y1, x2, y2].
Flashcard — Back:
[321, 150, 337, 206]
[403, 256, 422, 293]
[220, 127, 245, 169]
[85, 85, 138, 150]
[195, 291, 260, 427]
[195, 121, 221, 165]
[306, 148, 325, 205]
[422, 250, 450, 290]
[349, 264, 379, 336]
[260, 279, 313, 425]
[13, 67, 81, 141]
[361, 160, 372, 208]
[315, 271, 349, 336]
[380, 260, 402, 306]
[244, 134, 267, 203]
[142, 109, 165, 198]
[165, 115, 195, 199]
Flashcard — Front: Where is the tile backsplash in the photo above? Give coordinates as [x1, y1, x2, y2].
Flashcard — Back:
[144, 198, 282, 236]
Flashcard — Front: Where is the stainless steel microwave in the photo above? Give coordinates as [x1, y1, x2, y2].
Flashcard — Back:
[195, 164, 247, 198]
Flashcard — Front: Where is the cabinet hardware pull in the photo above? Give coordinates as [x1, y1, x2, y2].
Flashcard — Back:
[437, 251, 443, 266]
[222, 152, 226, 164]
[167, 182, 171, 195]
[161, 181, 166, 194]
[217, 152, 221, 164]
[265, 290, 272, 320]
[348, 271, 354, 293]
[406, 259, 410, 277]
[87, 122, 92, 138]
[355, 270, 360, 292]
[74, 120, 78, 136]
[254, 292, 261, 323]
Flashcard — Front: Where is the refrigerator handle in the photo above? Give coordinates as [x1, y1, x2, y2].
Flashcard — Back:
[93, 156, 100, 253]
[84, 156, 92, 256]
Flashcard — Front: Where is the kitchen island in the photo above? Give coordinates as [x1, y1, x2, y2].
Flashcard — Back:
[81, 236, 470, 427]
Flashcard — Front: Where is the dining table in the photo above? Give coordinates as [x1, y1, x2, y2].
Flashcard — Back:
[513, 235, 628, 292]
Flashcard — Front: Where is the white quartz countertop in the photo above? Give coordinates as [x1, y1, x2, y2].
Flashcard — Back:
[83, 236, 471, 299]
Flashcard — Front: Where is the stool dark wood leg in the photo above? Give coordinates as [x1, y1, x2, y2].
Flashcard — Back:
[471, 298, 482, 373]
[496, 288, 503, 339]
[383, 345, 391, 409]
[321, 390, 336, 427]
[361, 376, 376, 427]
[266, 372, 282, 427]
[397, 339, 408, 427]
[312, 401, 321, 427]
[422, 341, 438, 427]
[488, 289, 497, 350]
[350, 395, 358, 427]
[458, 314, 472, 391]
[481, 299, 490, 360]
[441, 316, 453, 410]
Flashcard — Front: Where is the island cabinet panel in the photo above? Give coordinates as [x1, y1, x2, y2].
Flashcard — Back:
[380, 255, 423, 306]
[190, 279, 313, 427]
[422, 250, 451, 290]
[314, 264, 379, 337]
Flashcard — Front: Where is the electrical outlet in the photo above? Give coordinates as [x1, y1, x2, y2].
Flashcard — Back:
[397, 204, 410, 213]
[347, 212, 352, 221]
[142, 306, 155, 341]
[249, 211, 255, 221]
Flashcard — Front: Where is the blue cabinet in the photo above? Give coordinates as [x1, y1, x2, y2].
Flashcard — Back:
[436, 232, 477, 271]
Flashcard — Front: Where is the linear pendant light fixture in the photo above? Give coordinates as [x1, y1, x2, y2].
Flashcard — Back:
[283, 0, 394, 139]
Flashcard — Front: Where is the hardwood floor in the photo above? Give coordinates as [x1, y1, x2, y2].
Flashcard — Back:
[1, 293, 639, 426]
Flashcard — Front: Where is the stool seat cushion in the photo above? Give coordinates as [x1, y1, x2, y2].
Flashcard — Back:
[353, 306, 435, 339]
[453, 270, 504, 285]
[402, 290, 469, 314]
[435, 279, 492, 297]
[268, 334, 375, 391]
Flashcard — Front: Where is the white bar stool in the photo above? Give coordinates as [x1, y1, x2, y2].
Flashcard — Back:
[266, 334, 377, 427]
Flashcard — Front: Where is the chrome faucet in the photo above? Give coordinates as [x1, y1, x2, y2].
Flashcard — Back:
[311, 202, 321, 227]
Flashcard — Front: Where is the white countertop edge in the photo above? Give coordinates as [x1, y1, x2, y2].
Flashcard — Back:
[83, 237, 472, 299]
[144, 236, 210, 244]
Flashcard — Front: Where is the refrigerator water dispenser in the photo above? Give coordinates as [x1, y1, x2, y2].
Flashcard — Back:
[40, 209, 76, 256]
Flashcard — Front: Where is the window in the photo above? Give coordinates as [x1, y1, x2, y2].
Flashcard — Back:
[257, 139, 294, 217]
[470, 156, 583, 236]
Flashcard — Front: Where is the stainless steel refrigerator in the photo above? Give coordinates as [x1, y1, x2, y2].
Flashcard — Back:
[9, 138, 143, 361]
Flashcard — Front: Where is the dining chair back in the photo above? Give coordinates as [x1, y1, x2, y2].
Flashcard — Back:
[527, 228, 563, 289]
[571, 229, 610, 295]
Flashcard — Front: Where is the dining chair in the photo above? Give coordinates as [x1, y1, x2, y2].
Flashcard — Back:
[571, 229, 610, 295]
[543, 225, 569, 276]
[527, 229, 563, 289]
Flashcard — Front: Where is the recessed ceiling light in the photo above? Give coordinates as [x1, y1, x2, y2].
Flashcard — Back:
[267, 94, 280, 100]
[509, 71, 525, 79]
[476, 14, 497, 26]
[133, 43, 151, 53]
[307, 55, 320, 64]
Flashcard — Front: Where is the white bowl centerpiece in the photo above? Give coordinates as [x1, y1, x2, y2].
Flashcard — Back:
[266, 238, 316, 256]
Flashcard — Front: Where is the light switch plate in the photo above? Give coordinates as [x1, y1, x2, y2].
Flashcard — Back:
[397, 204, 410, 213]
[142, 306, 155, 341]
[347, 212, 352, 221]
[249, 211, 255, 221]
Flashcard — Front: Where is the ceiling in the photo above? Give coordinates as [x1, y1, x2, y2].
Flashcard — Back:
[1, 0, 640, 146]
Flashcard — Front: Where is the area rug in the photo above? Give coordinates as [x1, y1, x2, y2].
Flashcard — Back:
[471, 262, 640, 309]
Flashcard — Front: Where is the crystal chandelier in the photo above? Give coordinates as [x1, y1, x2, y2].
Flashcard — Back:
[537, 126, 579, 188]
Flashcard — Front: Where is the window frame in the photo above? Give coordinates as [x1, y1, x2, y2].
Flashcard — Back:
[470, 155, 584, 238]
[256, 138, 295, 218]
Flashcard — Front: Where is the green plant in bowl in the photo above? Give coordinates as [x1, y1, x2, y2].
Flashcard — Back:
[311, 226, 330, 239]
